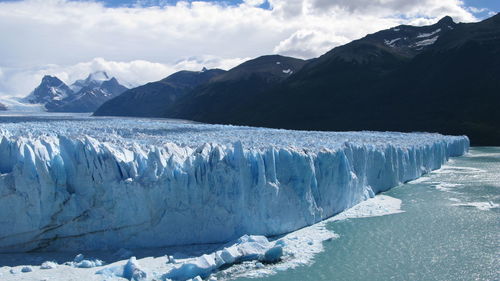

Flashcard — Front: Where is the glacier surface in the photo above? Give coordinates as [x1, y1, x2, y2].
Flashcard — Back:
[0, 117, 469, 252]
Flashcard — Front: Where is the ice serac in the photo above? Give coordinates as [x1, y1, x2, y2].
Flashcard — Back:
[0, 120, 469, 252]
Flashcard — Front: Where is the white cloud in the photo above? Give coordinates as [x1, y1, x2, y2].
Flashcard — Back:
[0, 56, 248, 98]
[0, 0, 480, 97]
[468, 7, 488, 13]
[274, 29, 350, 58]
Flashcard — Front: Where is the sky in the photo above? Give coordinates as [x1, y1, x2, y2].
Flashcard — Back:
[0, 0, 497, 97]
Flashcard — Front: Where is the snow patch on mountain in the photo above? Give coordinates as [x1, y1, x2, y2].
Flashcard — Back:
[384, 38, 401, 47]
[412, 36, 439, 47]
[417, 28, 441, 38]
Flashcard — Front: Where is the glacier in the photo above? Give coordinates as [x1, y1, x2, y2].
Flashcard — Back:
[0, 117, 469, 252]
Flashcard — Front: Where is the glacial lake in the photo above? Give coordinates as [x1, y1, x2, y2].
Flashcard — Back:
[237, 147, 499, 281]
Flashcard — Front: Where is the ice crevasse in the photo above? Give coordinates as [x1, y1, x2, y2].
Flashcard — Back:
[0, 120, 469, 252]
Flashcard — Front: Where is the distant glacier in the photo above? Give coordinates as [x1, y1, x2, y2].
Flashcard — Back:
[0, 118, 469, 252]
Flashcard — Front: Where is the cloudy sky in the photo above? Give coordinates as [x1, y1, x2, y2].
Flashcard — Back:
[0, 0, 497, 97]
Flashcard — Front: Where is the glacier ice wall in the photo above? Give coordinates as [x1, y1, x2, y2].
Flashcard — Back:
[0, 119, 469, 252]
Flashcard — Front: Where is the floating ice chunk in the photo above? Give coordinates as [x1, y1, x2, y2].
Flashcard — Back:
[73, 254, 84, 263]
[452, 201, 499, 211]
[165, 254, 218, 280]
[164, 235, 283, 280]
[70, 254, 103, 268]
[76, 259, 103, 268]
[435, 183, 462, 192]
[123, 257, 147, 280]
[40, 261, 58, 269]
[21, 266, 32, 273]
[262, 246, 284, 263]
[96, 257, 146, 281]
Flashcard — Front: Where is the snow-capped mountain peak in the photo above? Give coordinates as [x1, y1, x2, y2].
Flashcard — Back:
[331, 15, 460, 61]
[22, 72, 128, 112]
[71, 71, 112, 92]
[23, 75, 73, 104]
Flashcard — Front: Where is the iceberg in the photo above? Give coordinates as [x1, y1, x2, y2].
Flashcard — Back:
[0, 118, 469, 252]
[96, 256, 146, 280]
[162, 235, 283, 280]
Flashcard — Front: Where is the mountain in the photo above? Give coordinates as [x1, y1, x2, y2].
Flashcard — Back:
[180, 14, 499, 146]
[25, 71, 128, 112]
[0, 102, 6, 111]
[23, 75, 74, 104]
[70, 70, 111, 92]
[94, 68, 226, 117]
[163, 21, 456, 123]
[164, 55, 307, 122]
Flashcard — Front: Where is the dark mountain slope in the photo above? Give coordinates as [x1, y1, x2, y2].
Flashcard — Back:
[167, 16, 457, 126]
[94, 69, 225, 117]
[165, 55, 307, 122]
[0, 103, 6, 111]
[202, 14, 500, 145]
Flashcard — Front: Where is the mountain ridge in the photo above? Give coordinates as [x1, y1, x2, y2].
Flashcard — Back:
[25, 71, 128, 112]
[162, 55, 307, 122]
[214, 14, 500, 145]
[93, 14, 499, 145]
[93, 68, 226, 117]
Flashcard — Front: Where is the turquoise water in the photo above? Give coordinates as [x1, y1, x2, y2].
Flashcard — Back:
[237, 147, 500, 281]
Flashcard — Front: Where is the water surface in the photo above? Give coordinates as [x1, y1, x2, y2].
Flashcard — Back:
[237, 147, 499, 281]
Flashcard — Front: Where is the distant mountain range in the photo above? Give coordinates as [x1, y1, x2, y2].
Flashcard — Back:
[94, 68, 226, 117]
[24, 71, 128, 112]
[91, 13, 498, 145]
[0, 102, 6, 111]
[94, 55, 307, 118]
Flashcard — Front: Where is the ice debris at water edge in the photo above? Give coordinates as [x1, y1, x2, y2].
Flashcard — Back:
[0, 194, 406, 281]
[0, 118, 468, 252]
